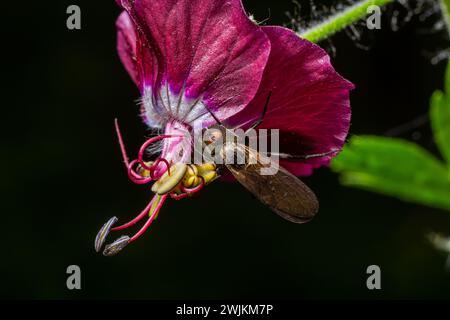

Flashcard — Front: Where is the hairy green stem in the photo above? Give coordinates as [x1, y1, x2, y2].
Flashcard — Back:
[299, 0, 394, 43]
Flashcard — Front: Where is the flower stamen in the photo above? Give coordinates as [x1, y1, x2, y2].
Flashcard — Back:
[115, 118, 130, 170]
[103, 235, 131, 257]
[98, 121, 214, 256]
[180, 176, 205, 194]
[111, 197, 156, 232]
[99, 194, 168, 256]
[137, 135, 179, 175]
[127, 160, 155, 184]
[170, 176, 205, 201]
[129, 194, 167, 243]
[95, 216, 118, 253]
[149, 158, 171, 180]
[115, 119, 182, 184]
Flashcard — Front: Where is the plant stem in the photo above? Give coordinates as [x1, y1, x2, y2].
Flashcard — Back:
[299, 0, 394, 43]
[439, 0, 450, 36]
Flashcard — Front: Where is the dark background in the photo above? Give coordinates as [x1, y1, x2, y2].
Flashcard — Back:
[3, 0, 450, 299]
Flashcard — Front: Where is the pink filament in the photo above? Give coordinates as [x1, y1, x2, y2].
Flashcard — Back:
[114, 119, 181, 184]
[129, 194, 168, 243]
[137, 135, 173, 169]
[170, 177, 205, 201]
[170, 193, 190, 201]
[149, 158, 171, 180]
[137, 135, 178, 176]
[180, 176, 205, 194]
[111, 119, 203, 243]
[111, 197, 156, 232]
[115, 118, 130, 170]
[127, 160, 154, 185]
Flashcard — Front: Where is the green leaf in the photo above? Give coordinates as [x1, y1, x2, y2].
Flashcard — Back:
[331, 136, 450, 211]
[430, 61, 450, 168]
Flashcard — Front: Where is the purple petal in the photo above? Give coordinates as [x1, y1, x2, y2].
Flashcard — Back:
[116, 11, 139, 86]
[229, 26, 354, 176]
[119, 0, 271, 125]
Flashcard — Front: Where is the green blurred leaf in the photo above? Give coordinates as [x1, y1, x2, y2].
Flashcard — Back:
[331, 136, 450, 211]
[430, 61, 450, 168]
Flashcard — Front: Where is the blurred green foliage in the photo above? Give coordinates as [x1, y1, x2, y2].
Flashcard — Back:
[431, 60, 450, 168]
[332, 60, 450, 211]
[440, 0, 450, 35]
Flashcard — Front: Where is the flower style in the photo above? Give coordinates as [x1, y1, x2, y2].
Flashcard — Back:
[95, 0, 354, 256]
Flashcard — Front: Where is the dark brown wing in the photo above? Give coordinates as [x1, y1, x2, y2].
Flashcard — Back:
[226, 148, 319, 224]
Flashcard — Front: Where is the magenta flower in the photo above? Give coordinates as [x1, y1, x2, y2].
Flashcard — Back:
[95, 0, 353, 256]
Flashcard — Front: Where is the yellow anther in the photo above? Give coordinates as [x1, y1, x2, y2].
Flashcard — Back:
[183, 175, 198, 188]
[197, 163, 218, 185]
[186, 164, 198, 177]
[201, 171, 218, 184]
[171, 185, 182, 195]
[181, 163, 218, 188]
[152, 163, 218, 193]
[137, 161, 154, 178]
[196, 163, 216, 174]
[151, 163, 188, 195]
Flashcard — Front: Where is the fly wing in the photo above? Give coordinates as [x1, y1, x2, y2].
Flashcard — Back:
[226, 147, 319, 224]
